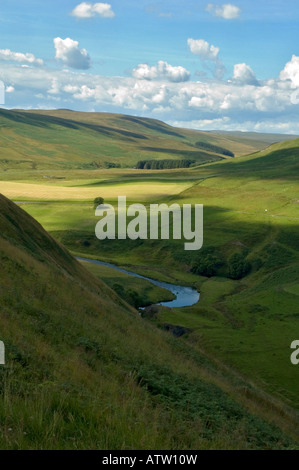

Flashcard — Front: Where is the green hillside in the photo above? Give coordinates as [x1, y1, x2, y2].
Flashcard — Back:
[0, 110, 298, 449]
[7, 134, 297, 425]
[0, 109, 273, 171]
[0, 194, 297, 449]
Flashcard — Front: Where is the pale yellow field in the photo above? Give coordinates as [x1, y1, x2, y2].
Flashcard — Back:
[0, 180, 192, 201]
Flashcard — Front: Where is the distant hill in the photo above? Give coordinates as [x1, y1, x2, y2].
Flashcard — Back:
[0, 108, 275, 171]
[210, 130, 299, 144]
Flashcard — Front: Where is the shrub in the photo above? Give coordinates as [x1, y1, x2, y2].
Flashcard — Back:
[191, 247, 225, 278]
[228, 253, 251, 280]
[94, 197, 104, 209]
[113, 284, 143, 308]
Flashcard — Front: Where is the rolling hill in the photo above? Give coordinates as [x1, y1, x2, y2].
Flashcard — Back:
[0, 108, 279, 171]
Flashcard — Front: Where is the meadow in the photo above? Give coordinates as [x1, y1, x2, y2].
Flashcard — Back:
[0, 109, 298, 448]
[9, 145, 299, 416]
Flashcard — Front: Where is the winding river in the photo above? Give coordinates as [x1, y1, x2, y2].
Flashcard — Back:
[77, 257, 200, 308]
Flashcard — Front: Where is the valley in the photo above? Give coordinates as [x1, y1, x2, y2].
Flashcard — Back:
[0, 109, 298, 449]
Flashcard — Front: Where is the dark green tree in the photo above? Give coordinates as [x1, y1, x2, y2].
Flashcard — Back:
[94, 197, 104, 209]
[228, 253, 251, 280]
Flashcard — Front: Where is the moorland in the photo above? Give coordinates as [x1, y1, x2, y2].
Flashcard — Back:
[0, 108, 298, 449]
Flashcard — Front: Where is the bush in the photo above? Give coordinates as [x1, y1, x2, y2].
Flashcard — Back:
[228, 253, 251, 280]
[94, 197, 104, 209]
[191, 247, 225, 278]
[113, 284, 143, 308]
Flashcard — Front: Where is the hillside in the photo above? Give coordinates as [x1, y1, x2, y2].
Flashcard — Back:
[211, 130, 299, 145]
[0, 109, 273, 172]
[207, 137, 299, 179]
[0, 193, 297, 449]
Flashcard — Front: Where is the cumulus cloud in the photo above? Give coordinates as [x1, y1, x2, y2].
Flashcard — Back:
[233, 63, 259, 85]
[206, 3, 241, 19]
[2, 55, 299, 135]
[132, 61, 190, 83]
[0, 49, 43, 66]
[187, 38, 219, 61]
[280, 54, 299, 87]
[5, 86, 15, 93]
[187, 38, 225, 79]
[54, 37, 91, 70]
[71, 2, 115, 18]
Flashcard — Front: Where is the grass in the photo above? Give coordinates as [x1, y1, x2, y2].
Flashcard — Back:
[79, 260, 175, 307]
[1, 194, 296, 449]
[0, 110, 299, 448]
[0, 109, 274, 172]
[0, 180, 192, 202]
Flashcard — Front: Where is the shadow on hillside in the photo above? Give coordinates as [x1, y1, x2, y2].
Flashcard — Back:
[49, 204, 299, 267]
[204, 148, 299, 180]
[0, 109, 150, 142]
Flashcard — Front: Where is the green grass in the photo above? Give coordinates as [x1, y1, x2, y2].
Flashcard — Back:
[12, 136, 298, 415]
[79, 260, 175, 307]
[1, 194, 297, 449]
[1, 111, 299, 448]
[0, 108, 280, 172]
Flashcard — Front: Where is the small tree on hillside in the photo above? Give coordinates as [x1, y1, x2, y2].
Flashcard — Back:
[94, 197, 104, 209]
[228, 253, 251, 280]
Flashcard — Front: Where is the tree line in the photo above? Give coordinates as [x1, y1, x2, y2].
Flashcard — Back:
[136, 159, 196, 170]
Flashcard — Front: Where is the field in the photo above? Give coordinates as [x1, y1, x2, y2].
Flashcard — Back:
[0, 109, 298, 448]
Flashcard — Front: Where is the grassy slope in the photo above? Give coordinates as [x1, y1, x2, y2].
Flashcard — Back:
[2, 194, 298, 449]
[0, 109, 273, 171]
[146, 141, 299, 414]
[12, 137, 298, 423]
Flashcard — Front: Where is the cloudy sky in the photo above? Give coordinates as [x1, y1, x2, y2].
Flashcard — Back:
[1, 0, 299, 133]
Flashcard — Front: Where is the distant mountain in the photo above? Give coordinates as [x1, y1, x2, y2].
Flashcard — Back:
[210, 129, 299, 144]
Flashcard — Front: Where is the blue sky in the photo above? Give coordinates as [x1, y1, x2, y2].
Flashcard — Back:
[1, 1, 299, 133]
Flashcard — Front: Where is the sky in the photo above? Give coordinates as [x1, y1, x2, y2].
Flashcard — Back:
[1, 0, 299, 133]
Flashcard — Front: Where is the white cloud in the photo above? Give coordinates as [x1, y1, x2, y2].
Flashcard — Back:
[54, 37, 91, 70]
[187, 38, 219, 61]
[48, 78, 60, 95]
[233, 63, 259, 85]
[0, 49, 43, 66]
[5, 85, 15, 93]
[71, 2, 115, 18]
[187, 38, 225, 79]
[169, 117, 299, 134]
[132, 61, 190, 83]
[280, 54, 299, 88]
[1, 55, 299, 135]
[206, 3, 241, 19]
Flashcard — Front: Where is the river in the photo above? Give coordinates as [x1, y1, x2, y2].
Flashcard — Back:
[77, 257, 200, 308]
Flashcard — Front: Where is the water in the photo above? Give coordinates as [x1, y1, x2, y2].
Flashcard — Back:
[77, 257, 200, 308]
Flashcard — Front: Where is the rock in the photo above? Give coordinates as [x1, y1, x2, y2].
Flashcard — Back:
[162, 323, 191, 338]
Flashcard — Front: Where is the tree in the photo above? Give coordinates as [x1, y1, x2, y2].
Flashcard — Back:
[94, 197, 104, 209]
[191, 247, 224, 278]
[228, 253, 251, 280]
